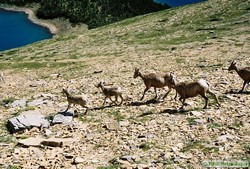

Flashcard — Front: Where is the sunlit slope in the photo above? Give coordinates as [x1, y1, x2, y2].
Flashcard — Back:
[0, 0, 249, 70]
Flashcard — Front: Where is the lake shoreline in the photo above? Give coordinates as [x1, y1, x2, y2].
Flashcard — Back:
[0, 6, 57, 35]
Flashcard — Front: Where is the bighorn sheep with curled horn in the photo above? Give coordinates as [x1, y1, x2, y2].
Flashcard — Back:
[62, 88, 88, 114]
[97, 81, 123, 106]
[133, 68, 175, 101]
[228, 60, 250, 93]
[169, 73, 221, 109]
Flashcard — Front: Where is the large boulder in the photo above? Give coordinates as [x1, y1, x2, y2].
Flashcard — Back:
[6, 110, 49, 133]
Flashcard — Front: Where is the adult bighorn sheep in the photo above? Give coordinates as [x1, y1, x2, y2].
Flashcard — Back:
[133, 68, 175, 101]
[169, 73, 221, 109]
[228, 60, 250, 93]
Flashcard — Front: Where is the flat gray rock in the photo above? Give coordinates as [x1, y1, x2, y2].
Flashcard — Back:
[11, 99, 27, 108]
[52, 112, 74, 125]
[27, 99, 46, 107]
[6, 111, 49, 133]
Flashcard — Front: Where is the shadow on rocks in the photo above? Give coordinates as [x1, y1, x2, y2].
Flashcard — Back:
[137, 111, 154, 118]
[159, 108, 188, 115]
[128, 98, 162, 106]
[225, 89, 250, 94]
[91, 105, 115, 111]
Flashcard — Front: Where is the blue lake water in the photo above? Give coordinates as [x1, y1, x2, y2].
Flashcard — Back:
[0, 8, 52, 52]
[155, 0, 207, 7]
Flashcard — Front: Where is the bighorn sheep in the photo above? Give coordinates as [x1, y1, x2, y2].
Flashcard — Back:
[62, 88, 88, 114]
[228, 60, 250, 92]
[133, 68, 175, 101]
[97, 81, 123, 106]
[169, 73, 221, 109]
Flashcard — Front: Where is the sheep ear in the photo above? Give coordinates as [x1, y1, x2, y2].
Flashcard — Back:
[170, 72, 174, 77]
[231, 60, 236, 65]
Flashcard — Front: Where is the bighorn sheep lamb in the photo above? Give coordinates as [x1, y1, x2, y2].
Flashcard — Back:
[228, 60, 250, 92]
[62, 88, 88, 114]
[97, 81, 123, 106]
[169, 73, 221, 109]
[133, 68, 175, 101]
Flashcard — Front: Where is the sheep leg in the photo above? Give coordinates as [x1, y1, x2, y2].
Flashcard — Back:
[103, 96, 108, 106]
[239, 81, 247, 93]
[173, 91, 178, 100]
[207, 89, 221, 107]
[118, 94, 124, 106]
[200, 93, 208, 109]
[84, 106, 89, 115]
[114, 96, 118, 105]
[140, 87, 150, 100]
[64, 103, 71, 112]
[154, 87, 158, 99]
[163, 87, 172, 100]
[179, 97, 185, 109]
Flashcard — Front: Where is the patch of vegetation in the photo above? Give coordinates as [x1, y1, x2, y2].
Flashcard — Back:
[0, 135, 13, 143]
[0, 122, 14, 144]
[109, 111, 126, 122]
[139, 142, 156, 151]
[0, 97, 15, 106]
[107, 158, 123, 169]
[181, 141, 219, 154]
[97, 166, 118, 169]
[78, 114, 97, 123]
[243, 144, 250, 155]
[207, 122, 222, 129]
[2, 0, 169, 29]
[0, 61, 72, 70]
[4, 49, 19, 56]
[175, 57, 186, 64]
[186, 117, 197, 125]
[6, 166, 21, 169]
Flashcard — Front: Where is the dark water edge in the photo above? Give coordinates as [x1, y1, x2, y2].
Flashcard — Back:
[155, 0, 207, 7]
[0, 8, 53, 52]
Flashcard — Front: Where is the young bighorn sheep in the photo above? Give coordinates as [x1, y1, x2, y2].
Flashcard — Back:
[133, 68, 174, 101]
[97, 81, 123, 106]
[228, 60, 250, 92]
[169, 73, 221, 109]
[62, 88, 88, 114]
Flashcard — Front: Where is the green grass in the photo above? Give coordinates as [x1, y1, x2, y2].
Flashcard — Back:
[181, 141, 219, 154]
[0, 61, 72, 70]
[207, 123, 222, 129]
[186, 117, 197, 125]
[0, 135, 13, 143]
[4, 49, 19, 56]
[139, 142, 156, 151]
[97, 166, 118, 169]
[109, 111, 126, 122]
[5, 166, 21, 169]
[0, 97, 15, 106]
[0, 122, 14, 144]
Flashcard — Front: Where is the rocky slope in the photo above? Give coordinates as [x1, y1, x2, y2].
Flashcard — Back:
[0, 0, 249, 168]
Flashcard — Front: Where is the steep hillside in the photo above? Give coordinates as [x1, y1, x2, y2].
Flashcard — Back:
[0, 0, 249, 168]
[2, 0, 169, 28]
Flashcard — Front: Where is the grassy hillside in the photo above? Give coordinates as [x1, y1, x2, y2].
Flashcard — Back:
[0, 0, 249, 168]
[0, 0, 249, 71]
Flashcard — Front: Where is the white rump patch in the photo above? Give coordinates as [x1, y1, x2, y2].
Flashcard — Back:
[198, 79, 209, 89]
